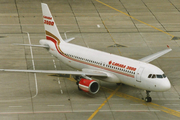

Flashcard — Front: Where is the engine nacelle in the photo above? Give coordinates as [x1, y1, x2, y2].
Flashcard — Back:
[78, 78, 99, 94]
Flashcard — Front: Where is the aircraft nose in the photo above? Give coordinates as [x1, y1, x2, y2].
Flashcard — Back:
[162, 78, 171, 91]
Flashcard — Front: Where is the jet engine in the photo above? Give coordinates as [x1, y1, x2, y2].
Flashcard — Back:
[78, 78, 99, 94]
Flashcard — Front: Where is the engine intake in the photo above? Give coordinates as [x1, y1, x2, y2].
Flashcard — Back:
[78, 78, 99, 94]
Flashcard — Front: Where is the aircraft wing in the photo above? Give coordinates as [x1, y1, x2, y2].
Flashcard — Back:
[139, 46, 172, 63]
[0, 69, 107, 77]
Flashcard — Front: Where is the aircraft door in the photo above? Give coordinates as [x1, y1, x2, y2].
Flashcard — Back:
[136, 67, 144, 82]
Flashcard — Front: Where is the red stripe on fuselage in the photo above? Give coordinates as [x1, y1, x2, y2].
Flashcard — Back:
[46, 36, 134, 78]
[46, 36, 63, 55]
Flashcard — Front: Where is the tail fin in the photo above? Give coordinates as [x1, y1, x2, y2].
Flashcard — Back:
[41, 3, 64, 42]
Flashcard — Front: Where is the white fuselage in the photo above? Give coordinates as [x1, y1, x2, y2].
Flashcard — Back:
[40, 39, 171, 92]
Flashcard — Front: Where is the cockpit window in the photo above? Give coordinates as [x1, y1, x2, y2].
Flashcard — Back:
[148, 74, 152, 78]
[152, 74, 156, 78]
[156, 75, 163, 78]
[148, 74, 167, 78]
[163, 74, 166, 78]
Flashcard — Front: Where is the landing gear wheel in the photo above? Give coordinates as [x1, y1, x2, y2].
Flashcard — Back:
[145, 91, 152, 102]
[116, 83, 121, 86]
[76, 81, 79, 85]
[145, 97, 152, 102]
[76, 81, 82, 91]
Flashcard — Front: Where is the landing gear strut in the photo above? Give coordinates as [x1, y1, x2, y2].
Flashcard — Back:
[145, 91, 152, 102]
[73, 76, 82, 91]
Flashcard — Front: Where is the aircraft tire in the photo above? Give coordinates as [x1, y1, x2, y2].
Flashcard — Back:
[116, 83, 121, 86]
[145, 97, 152, 102]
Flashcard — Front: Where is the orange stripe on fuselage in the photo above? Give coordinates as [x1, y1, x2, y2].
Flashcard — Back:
[45, 31, 135, 78]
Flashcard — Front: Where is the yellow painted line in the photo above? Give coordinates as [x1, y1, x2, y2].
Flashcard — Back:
[96, 0, 175, 39]
[67, 75, 76, 82]
[88, 85, 121, 120]
[66, 77, 180, 117]
[102, 87, 180, 118]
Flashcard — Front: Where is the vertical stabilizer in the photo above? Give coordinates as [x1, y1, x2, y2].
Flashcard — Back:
[41, 3, 63, 42]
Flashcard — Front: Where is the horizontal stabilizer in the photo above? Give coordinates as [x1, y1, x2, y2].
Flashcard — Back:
[64, 37, 75, 43]
[13, 44, 49, 48]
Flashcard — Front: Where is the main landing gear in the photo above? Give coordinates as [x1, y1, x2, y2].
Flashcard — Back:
[73, 76, 82, 91]
[145, 90, 152, 102]
[116, 83, 121, 86]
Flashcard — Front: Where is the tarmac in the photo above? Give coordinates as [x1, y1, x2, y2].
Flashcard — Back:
[0, 0, 180, 120]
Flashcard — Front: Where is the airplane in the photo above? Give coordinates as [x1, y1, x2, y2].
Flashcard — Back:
[0, 3, 172, 102]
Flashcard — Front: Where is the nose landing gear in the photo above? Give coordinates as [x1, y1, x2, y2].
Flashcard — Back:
[145, 91, 152, 102]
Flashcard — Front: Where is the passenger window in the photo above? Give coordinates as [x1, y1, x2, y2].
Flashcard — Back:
[152, 74, 156, 78]
[148, 74, 152, 78]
